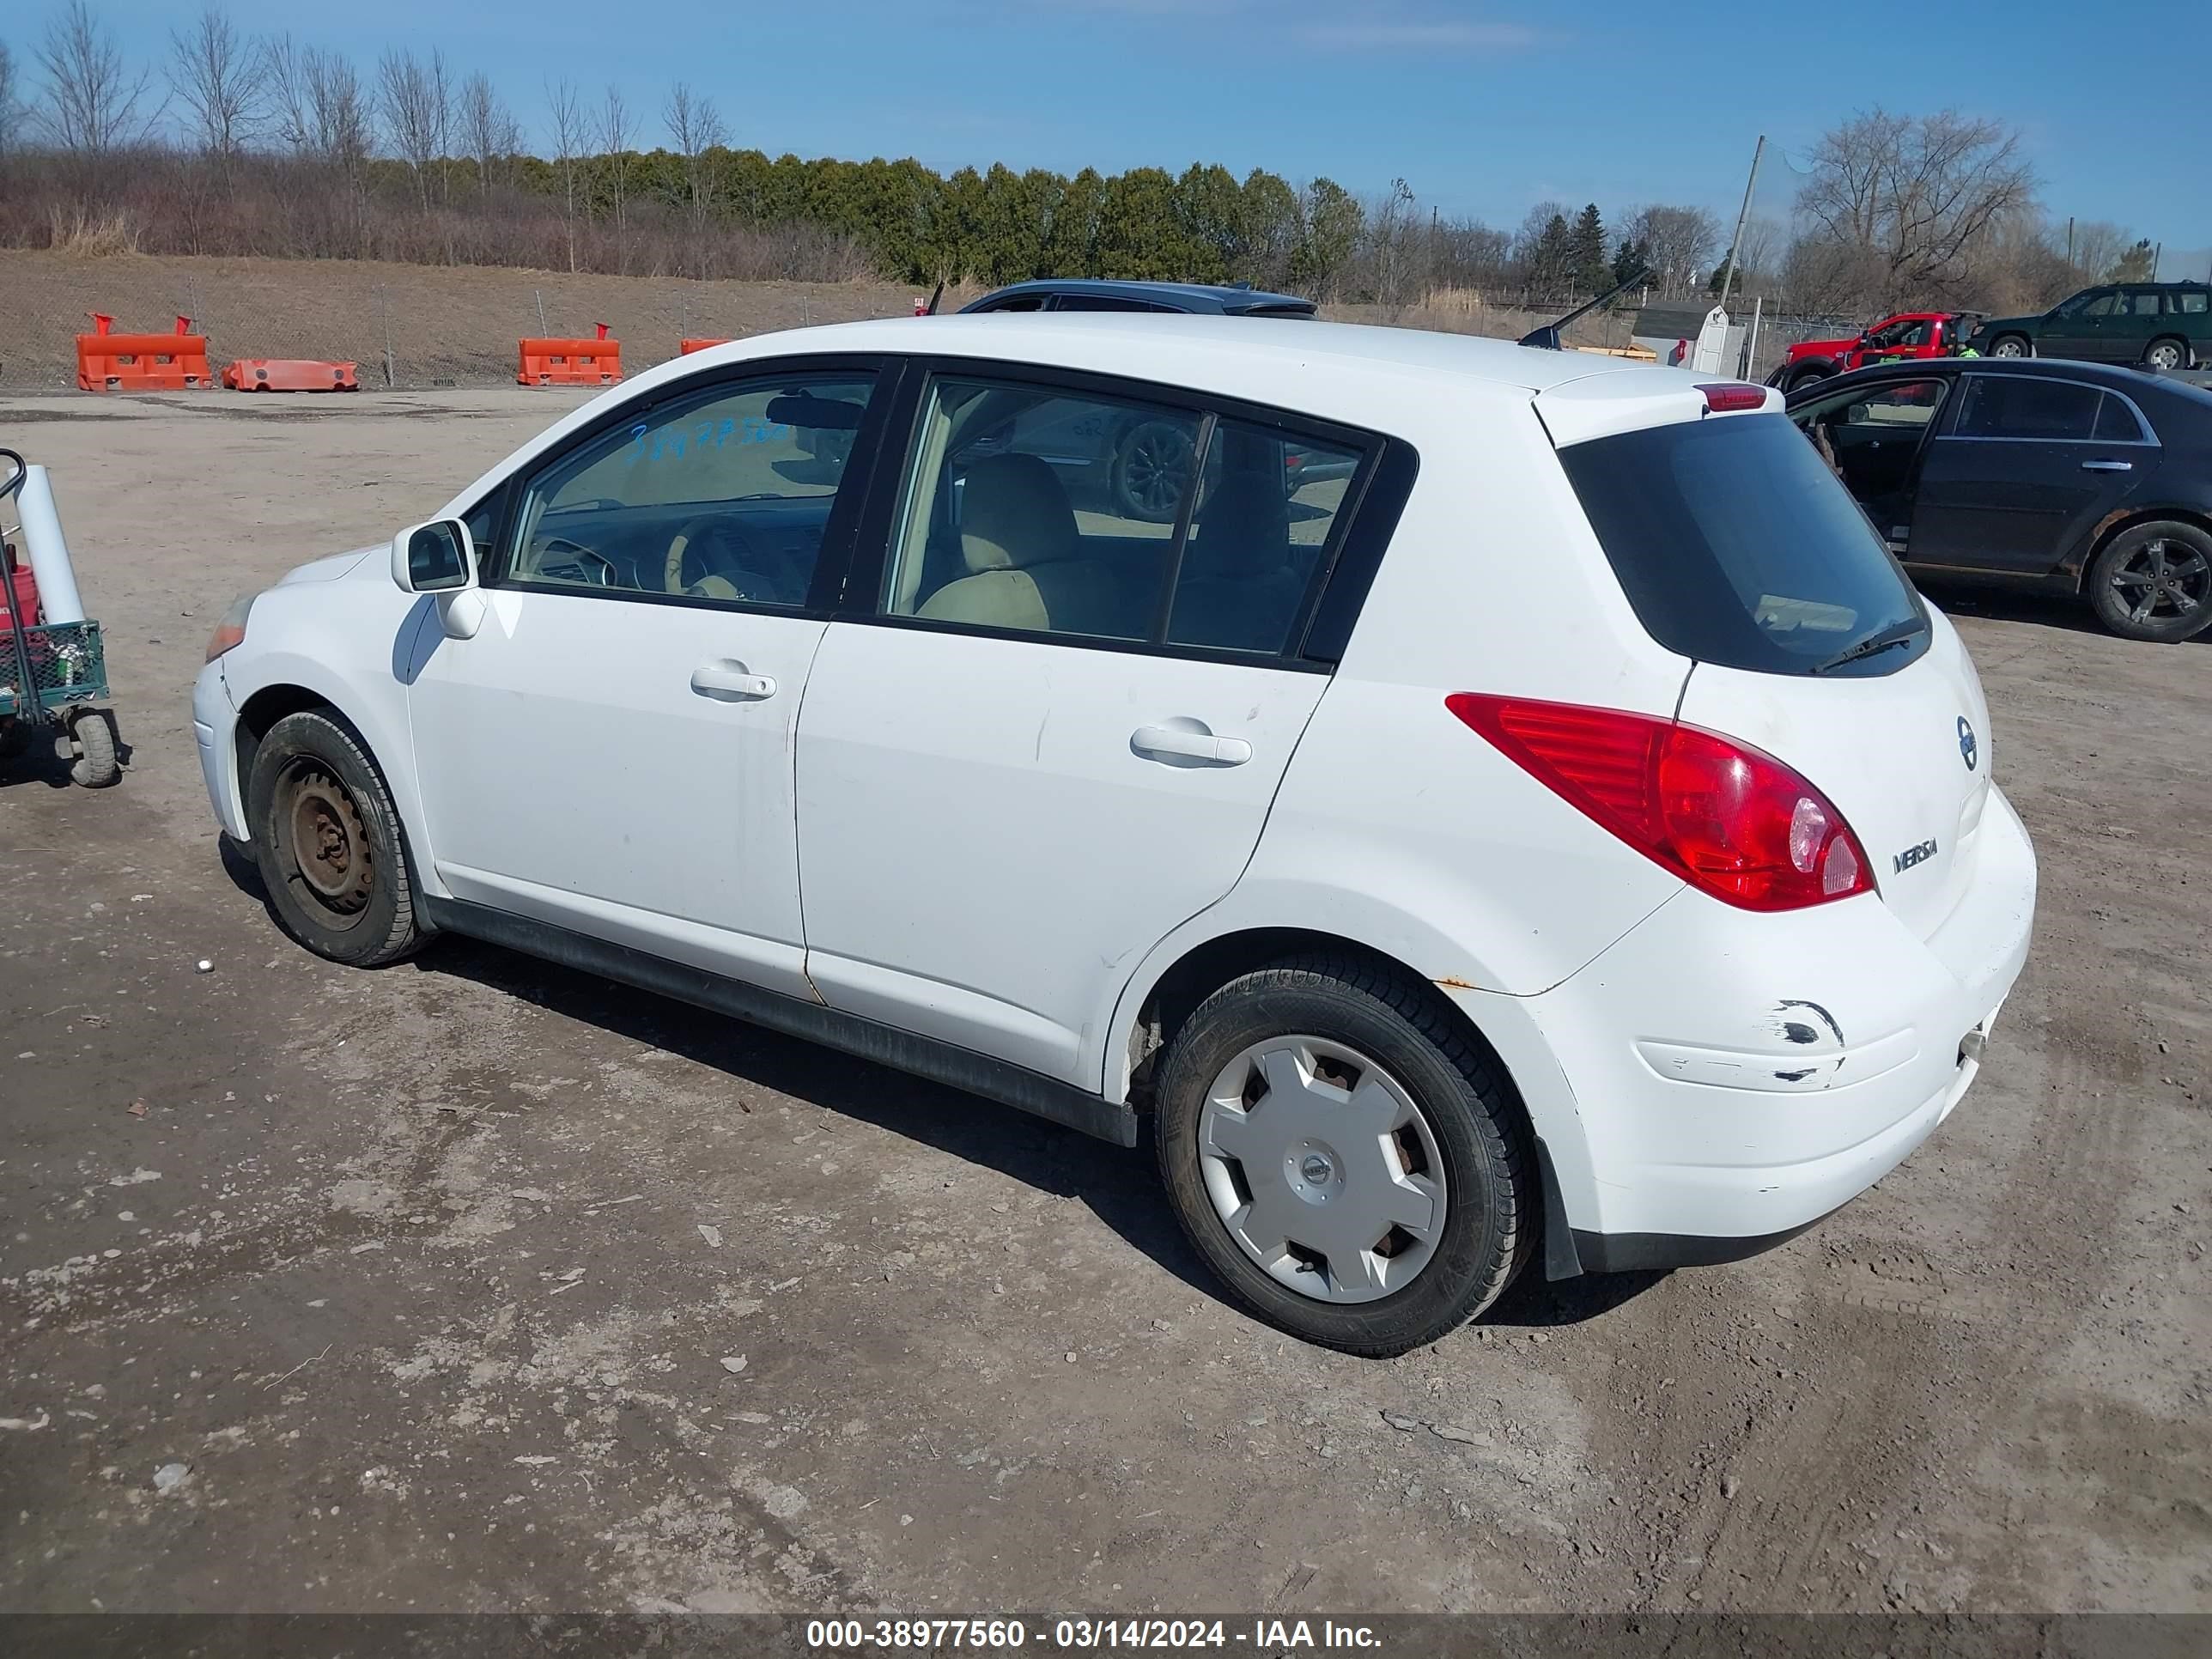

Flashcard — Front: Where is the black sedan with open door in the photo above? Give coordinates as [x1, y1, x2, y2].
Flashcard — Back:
[1784, 358, 2212, 642]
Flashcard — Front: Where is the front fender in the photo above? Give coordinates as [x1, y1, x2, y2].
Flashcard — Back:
[218, 584, 447, 898]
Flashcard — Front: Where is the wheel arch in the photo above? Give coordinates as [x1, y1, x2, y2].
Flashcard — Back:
[1111, 921, 1592, 1277]
[1115, 924, 1535, 1133]
[222, 654, 444, 899]
[2067, 505, 2212, 591]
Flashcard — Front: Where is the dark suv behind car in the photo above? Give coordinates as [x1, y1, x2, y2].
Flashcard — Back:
[1969, 283, 2210, 370]
[961, 279, 1317, 319]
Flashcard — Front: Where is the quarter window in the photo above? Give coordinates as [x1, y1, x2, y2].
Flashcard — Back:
[2093, 395, 2149, 443]
[2177, 291, 2209, 315]
[507, 373, 877, 605]
[1953, 376, 2103, 441]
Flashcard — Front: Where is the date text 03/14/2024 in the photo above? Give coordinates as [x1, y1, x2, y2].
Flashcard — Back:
[804, 1618, 1382, 1650]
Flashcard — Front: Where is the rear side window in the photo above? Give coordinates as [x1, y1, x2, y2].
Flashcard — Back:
[1954, 375, 2102, 441]
[1559, 414, 1925, 678]
[2094, 395, 2149, 442]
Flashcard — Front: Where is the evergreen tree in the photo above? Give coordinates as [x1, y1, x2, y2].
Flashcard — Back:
[1570, 203, 1609, 295]
[1530, 212, 1573, 295]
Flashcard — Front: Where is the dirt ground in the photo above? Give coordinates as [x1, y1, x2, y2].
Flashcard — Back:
[0, 250, 951, 392]
[0, 385, 2207, 1619]
[0, 250, 1627, 395]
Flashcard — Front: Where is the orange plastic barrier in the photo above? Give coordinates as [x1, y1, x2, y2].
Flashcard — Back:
[76, 313, 214, 392]
[518, 322, 623, 386]
[678, 337, 732, 355]
[222, 359, 360, 392]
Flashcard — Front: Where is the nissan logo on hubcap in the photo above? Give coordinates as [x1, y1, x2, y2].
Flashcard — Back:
[1299, 1153, 1333, 1185]
[1958, 716, 1978, 772]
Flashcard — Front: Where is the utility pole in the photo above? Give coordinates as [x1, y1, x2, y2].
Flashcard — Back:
[1717, 134, 1765, 316]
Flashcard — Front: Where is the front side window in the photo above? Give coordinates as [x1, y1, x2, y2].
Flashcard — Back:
[2081, 292, 2121, 319]
[506, 372, 877, 605]
[1953, 375, 2102, 441]
[879, 374, 1362, 655]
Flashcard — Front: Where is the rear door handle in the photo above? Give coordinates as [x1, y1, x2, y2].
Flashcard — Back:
[2081, 459, 2134, 472]
[1131, 723, 1252, 767]
[690, 660, 777, 702]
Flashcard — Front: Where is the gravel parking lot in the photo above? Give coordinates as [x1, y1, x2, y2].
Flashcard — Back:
[2, 388, 2207, 1616]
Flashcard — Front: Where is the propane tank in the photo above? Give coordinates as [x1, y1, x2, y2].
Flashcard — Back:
[15, 466, 86, 625]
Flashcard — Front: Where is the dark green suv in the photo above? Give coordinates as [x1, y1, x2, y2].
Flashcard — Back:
[1968, 283, 2210, 370]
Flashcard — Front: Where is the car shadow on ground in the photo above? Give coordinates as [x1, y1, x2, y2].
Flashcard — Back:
[1923, 577, 2212, 644]
[218, 836, 1668, 1335]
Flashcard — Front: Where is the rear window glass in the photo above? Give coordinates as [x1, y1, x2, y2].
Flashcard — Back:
[1559, 413, 1925, 677]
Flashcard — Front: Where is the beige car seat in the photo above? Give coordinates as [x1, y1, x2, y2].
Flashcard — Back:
[918, 453, 1132, 636]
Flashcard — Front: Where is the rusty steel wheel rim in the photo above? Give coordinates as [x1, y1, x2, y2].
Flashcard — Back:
[279, 762, 374, 923]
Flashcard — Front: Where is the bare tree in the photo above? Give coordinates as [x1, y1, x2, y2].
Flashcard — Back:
[459, 71, 518, 195]
[379, 48, 452, 212]
[1615, 204, 1720, 295]
[546, 76, 585, 273]
[167, 8, 264, 173]
[664, 80, 726, 252]
[597, 84, 635, 273]
[0, 42, 21, 161]
[1795, 108, 2035, 308]
[262, 34, 373, 254]
[35, 0, 161, 157]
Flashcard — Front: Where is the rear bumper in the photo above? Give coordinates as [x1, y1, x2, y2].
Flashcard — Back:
[1453, 786, 2037, 1270]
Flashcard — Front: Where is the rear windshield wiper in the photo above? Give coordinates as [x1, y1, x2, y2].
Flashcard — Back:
[1810, 618, 1926, 675]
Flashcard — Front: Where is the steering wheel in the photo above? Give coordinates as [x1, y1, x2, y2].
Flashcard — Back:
[664, 514, 770, 599]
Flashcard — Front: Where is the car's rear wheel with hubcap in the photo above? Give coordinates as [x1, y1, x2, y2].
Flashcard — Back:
[2143, 337, 2191, 373]
[1153, 956, 1529, 1356]
[2088, 521, 2212, 643]
[246, 709, 426, 966]
[1988, 335, 2029, 358]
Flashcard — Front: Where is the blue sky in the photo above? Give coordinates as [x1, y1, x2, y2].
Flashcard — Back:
[88, 0, 2212, 273]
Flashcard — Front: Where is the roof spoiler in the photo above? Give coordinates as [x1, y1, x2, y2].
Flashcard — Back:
[1517, 264, 1649, 351]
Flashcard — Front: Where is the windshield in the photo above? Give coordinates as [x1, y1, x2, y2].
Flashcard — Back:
[1559, 412, 1928, 678]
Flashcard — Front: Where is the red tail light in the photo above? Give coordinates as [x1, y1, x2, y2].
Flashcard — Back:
[1444, 694, 1873, 912]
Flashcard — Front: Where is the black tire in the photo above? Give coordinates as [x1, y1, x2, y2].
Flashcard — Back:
[1152, 954, 1531, 1357]
[67, 709, 119, 787]
[2143, 337, 2191, 373]
[1110, 417, 1197, 524]
[1784, 364, 1833, 393]
[246, 708, 425, 966]
[2087, 520, 2212, 643]
[1987, 334, 2030, 359]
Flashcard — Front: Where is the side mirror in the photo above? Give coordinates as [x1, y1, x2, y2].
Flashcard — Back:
[391, 519, 476, 593]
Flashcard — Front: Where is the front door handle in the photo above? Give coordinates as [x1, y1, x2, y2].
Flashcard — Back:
[690, 660, 777, 702]
[1131, 722, 1252, 768]
[2081, 459, 2134, 472]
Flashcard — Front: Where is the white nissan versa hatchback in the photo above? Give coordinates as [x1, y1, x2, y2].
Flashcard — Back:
[193, 315, 2036, 1355]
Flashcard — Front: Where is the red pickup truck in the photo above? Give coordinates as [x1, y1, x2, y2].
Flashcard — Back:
[1771, 312, 1982, 391]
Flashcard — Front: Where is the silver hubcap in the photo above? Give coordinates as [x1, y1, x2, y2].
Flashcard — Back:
[1196, 1036, 1447, 1304]
[1992, 339, 2025, 357]
[2149, 343, 2182, 369]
